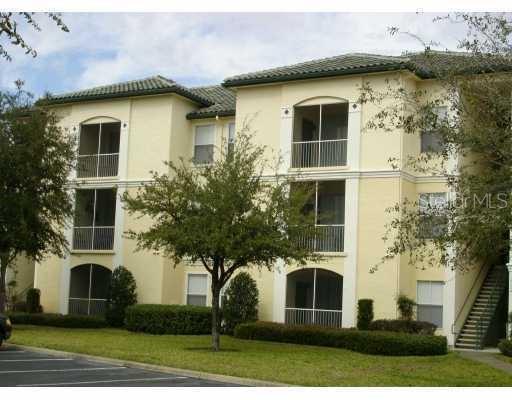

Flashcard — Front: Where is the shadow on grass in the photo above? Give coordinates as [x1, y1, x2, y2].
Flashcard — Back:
[183, 346, 241, 353]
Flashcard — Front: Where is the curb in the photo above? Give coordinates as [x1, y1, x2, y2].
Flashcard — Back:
[9, 344, 288, 387]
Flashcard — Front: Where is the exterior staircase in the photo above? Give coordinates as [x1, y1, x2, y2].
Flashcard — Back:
[455, 265, 508, 349]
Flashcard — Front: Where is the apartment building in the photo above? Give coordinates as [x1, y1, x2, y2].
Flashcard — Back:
[34, 53, 510, 348]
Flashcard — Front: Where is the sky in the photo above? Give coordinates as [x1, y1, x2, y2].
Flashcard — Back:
[0, 13, 470, 97]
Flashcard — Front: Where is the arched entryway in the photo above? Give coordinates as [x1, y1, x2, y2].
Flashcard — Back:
[68, 264, 112, 315]
[285, 268, 343, 328]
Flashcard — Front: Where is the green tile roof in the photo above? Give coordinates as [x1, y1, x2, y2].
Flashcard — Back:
[44, 75, 213, 106]
[222, 51, 511, 87]
[187, 85, 236, 119]
[223, 53, 410, 87]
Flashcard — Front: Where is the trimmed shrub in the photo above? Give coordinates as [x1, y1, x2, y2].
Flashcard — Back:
[396, 294, 415, 321]
[498, 339, 512, 357]
[106, 266, 137, 327]
[234, 322, 447, 356]
[7, 312, 106, 328]
[222, 272, 259, 334]
[26, 288, 42, 313]
[369, 319, 436, 335]
[125, 304, 211, 335]
[357, 299, 374, 330]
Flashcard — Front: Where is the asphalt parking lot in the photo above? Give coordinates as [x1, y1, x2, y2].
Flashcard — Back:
[0, 345, 238, 387]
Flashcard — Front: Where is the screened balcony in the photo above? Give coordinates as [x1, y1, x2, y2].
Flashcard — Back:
[294, 180, 345, 253]
[77, 121, 120, 178]
[72, 188, 116, 251]
[285, 268, 343, 328]
[68, 263, 111, 315]
[292, 103, 348, 168]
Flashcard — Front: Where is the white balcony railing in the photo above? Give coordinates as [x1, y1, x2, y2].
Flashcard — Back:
[291, 139, 347, 168]
[299, 224, 344, 253]
[72, 226, 115, 250]
[77, 153, 119, 178]
[285, 307, 343, 328]
[68, 297, 107, 316]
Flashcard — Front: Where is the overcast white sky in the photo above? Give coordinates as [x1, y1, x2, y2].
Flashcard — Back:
[0, 13, 471, 96]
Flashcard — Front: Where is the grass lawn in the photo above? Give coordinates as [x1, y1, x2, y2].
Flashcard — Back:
[9, 325, 512, 386]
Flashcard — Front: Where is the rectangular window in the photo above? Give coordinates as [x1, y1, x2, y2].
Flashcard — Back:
[420, 106, 447, 153]
[227, 123, 235, 155]
[77, 122, 120, 178]
[417, 281, 443, 328]
[419, 192, 447, 239]
[187, 274, 208, 306]
[194, 125, 215, 164]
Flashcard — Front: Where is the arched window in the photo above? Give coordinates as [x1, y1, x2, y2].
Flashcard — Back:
[285, 268, 343, 328]
[69, 264, 112, 315]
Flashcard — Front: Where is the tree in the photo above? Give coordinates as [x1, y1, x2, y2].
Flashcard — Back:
[0, 82, 75, 312]
[222, 271, 259, 334]
[358, 13, 512, 274]
[122, 127, 320, 351]
[0, 12, 68, 62]
[106, 266, 138, 327]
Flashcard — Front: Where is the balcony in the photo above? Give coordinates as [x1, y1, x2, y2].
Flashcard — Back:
[292, 102, 348, 169]
[77, 121, 120, 178]
[72, 226, 115, 250]
[77, 153, 119, 178]
[72, 188, 117, 251]
[299, 224, 344, 253]
[285, 268, 343, 328]
[291, 139, 347, 168]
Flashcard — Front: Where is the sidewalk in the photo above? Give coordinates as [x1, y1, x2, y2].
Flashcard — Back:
[457, 349, 512, 375]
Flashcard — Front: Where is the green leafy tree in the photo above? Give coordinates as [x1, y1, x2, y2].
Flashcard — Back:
[122, 128, 320, 351]
[222, 271, 259, 334]
[0, 12, 68, 61]
[106, 266, 138, 327]
[0, 82, 75, 312]
[359, 13, 512, 274]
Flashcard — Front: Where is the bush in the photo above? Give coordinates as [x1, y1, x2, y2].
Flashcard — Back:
[234, 322, 447, 356]
[498, 339, 512, 357]
[396, 294, 415, 321]
[106, 266, 137, 327]
[357, 299, 374, 330]
[222, 272, 259, 334]
[369, 319, 436, 335]
[125, 304, 211, 335]
[26, 288, 42, 313]
[7, 312, 106, 328]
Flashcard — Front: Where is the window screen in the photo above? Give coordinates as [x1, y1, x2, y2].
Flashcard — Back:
[419, 192, 447, 238]
[187, 274, 208, 306]
[420, 106, 447, 153]
[194, 125, 215, 164]
[417, 281, 444, 328]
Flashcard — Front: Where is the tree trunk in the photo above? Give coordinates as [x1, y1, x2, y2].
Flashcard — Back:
[0, 253, 8, 313]
[211, 284, 221, 351]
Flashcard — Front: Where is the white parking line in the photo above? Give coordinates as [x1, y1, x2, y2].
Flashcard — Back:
[0, 366, 126, 374]
[18, 376, 189, 387]
[0, 358, 73, 362]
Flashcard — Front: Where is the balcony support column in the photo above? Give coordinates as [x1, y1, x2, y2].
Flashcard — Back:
[342, 177, 359, 328]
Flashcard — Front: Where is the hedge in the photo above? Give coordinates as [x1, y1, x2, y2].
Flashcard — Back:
[234, 322, 447, 356]
[369, 319, 437, 335]
[498, 339, 512, 357]
[7, 312, 107, 328]
[125, 304, 211, 335]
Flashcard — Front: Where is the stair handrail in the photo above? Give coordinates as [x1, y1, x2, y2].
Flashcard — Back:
[475, 265, 507, 349]
[452, 263, 490, 341]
